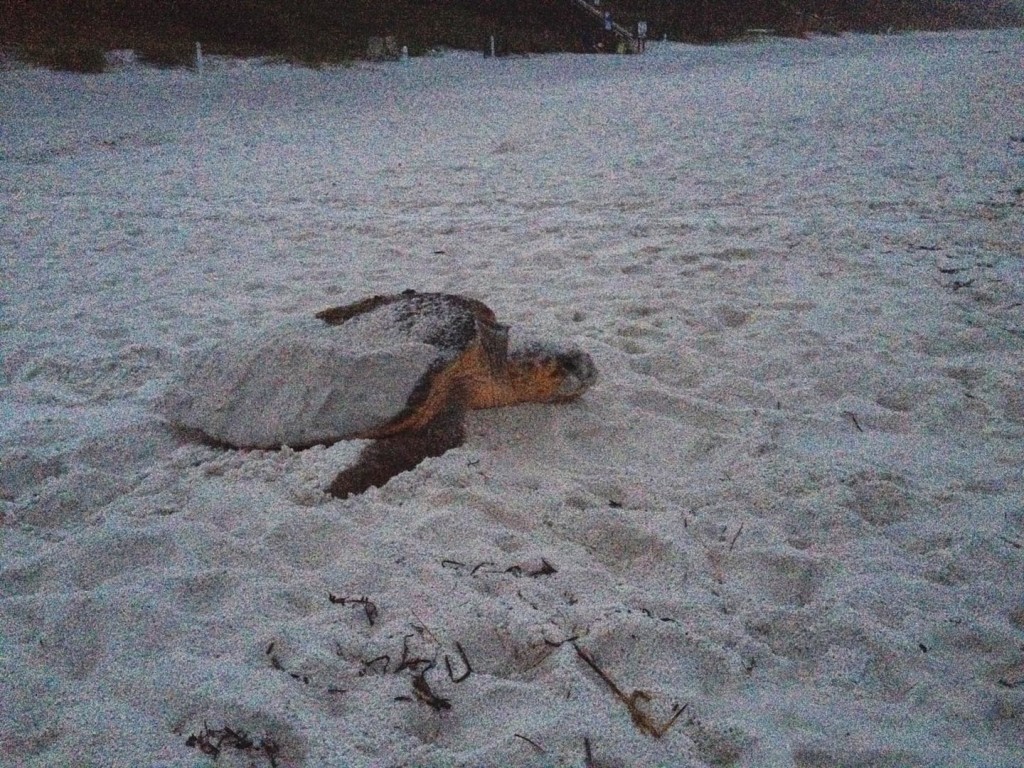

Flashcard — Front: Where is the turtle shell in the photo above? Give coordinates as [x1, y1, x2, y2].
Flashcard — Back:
[159, 291, 507, 449]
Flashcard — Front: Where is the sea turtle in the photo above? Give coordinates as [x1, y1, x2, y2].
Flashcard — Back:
[160, 290, 597, 498]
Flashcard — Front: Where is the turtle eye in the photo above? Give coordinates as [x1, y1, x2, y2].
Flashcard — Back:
[557, 354, 580, 374]
[560, 352, 597, 387]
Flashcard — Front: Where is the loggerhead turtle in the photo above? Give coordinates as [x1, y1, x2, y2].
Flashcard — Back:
[160, 290, 597, 498]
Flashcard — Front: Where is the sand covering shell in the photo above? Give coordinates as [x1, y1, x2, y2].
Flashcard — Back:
[159, 308, 464, 449]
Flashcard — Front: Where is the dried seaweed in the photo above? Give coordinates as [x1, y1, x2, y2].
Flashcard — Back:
[185, 723, 280, 767]
[443, 558, 558, 578]
[265, 643, 309, 684]
[515, 733, 547, 754]
[411, 670, 451, 711]
[360, 654, 391, 676]
[444, 641, 472, 683]
[395, 633, 434, 673]
[328, 593, 379, 626]
[573, 643, 686, 739]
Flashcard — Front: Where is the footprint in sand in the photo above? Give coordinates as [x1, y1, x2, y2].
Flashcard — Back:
[841, 470, 915, 526]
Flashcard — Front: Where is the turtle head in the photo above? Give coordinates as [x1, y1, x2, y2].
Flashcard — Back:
[506, 340, 598, 405]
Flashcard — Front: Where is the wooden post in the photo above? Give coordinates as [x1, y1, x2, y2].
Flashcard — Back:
[194, 42, 203, 73]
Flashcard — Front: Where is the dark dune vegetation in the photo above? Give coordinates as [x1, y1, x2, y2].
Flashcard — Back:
[2, 0, 1021, 70]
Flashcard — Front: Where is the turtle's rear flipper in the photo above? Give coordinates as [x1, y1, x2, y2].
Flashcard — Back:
[327, 403, 467, 499]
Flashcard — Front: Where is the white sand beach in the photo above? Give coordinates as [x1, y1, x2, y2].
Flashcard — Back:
[1, 30, 1022, 767]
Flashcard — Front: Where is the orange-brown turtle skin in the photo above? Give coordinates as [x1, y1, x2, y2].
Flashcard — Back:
[316, 291, 596, 498]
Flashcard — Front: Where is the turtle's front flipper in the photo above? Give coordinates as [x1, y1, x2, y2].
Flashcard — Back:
[327, 402, 467, 499]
